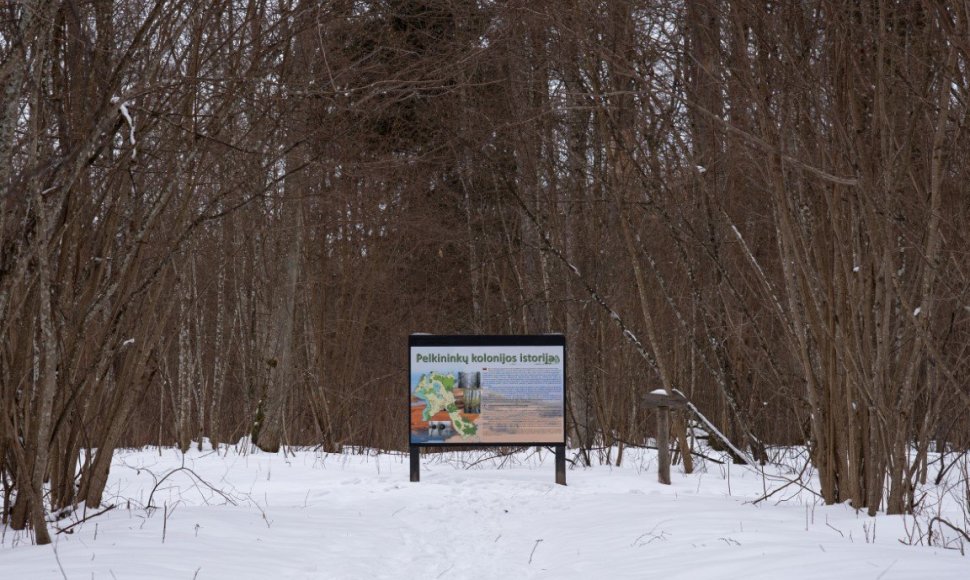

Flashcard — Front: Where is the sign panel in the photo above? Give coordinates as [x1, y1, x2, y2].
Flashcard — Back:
[409, 335, 566, 446]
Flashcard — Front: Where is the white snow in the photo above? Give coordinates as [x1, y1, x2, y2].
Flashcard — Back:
[1, 444, 966, 579]
[914, 307, 922, 317]
[121, 338, 135, 347]
[111, 96, 137, 159]
[852, 266, 860, 272]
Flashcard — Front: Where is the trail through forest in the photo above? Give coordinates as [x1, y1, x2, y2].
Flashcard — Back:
[1, 445, 966, 579]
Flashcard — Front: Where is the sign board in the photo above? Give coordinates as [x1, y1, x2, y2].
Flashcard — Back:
[409, 334, 566, 446]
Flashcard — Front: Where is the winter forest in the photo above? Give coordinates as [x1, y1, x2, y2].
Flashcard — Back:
[2, 0, 970, 558]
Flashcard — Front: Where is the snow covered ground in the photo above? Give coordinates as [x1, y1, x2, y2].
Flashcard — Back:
[2, 443, 967, 579]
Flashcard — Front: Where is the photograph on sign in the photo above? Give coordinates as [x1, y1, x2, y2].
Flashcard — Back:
[409, 342, 565, 445]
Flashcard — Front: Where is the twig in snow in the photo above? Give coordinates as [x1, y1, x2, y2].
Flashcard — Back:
[875, 560, 898, 579]
[825, 521, 844, 538]
[52, 540, 68, 580]
[632, 520, 672, 547]
[249, 495, 273, 529]
[632, 530, 669, 546]
[528, 539, 543, 564]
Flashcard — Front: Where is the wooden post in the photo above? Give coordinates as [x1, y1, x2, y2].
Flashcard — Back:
[410, 446, 420, 482]
[555, 444, 566, 486]
[656, 408, 671, 485]
[643, 391, 688, 486]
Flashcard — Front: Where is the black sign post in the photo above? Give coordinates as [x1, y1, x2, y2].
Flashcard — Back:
[554, 444, 566, 485]
[410, 446, 421, 482]
[408, 334, 567, 485]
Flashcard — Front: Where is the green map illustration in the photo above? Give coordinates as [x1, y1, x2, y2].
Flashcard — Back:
[414, 372, 477, 437]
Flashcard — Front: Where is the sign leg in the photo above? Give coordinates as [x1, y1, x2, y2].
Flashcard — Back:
[410, 446, 420, 482]
[555, 444, 566, 486]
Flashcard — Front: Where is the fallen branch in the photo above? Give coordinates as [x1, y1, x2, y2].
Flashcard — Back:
[146, 466, 238, 509]
[929, 516, 970, 544]
[750, 457, 818, 505]
[54, 504, 117, 535]
[673, 389, 759, 469]
[607, 436, 726, 464]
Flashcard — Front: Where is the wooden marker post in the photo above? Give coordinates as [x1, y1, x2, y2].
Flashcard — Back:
[643, 390, 688, 485]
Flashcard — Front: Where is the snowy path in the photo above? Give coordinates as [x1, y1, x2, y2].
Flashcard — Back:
[1, 446, 966, 579]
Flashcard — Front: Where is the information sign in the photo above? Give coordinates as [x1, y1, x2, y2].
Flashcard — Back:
[409, 334, 566, 446]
